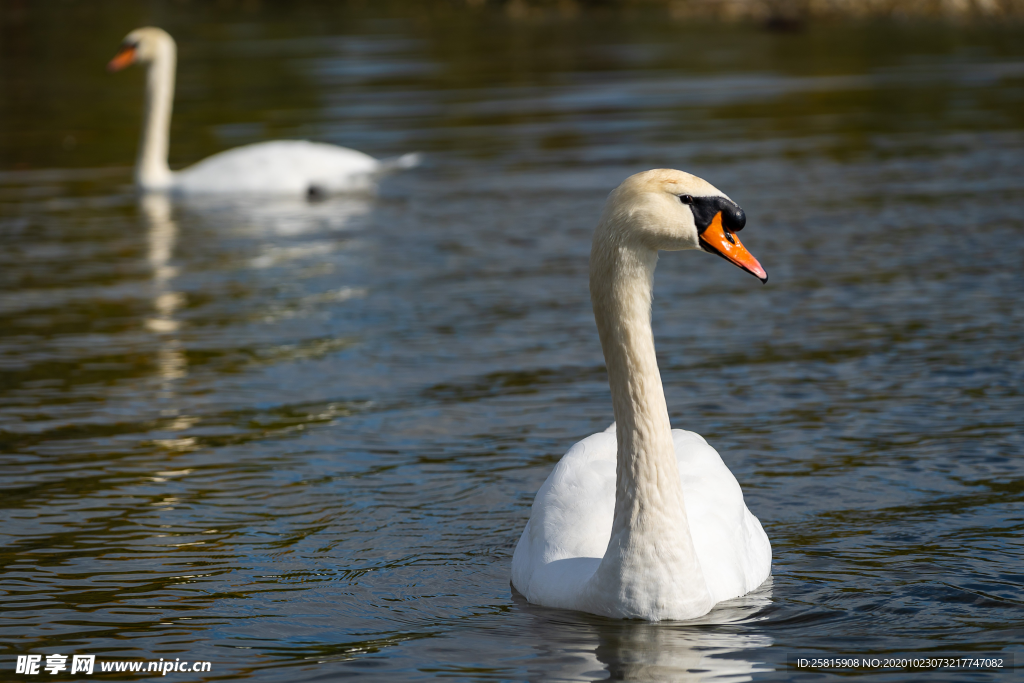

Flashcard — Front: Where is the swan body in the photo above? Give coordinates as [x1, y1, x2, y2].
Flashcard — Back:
[512, 425, 771, 619]
[511, 169, 772, 621]
[170, 140, 387, 196]
[109, 27, 418, 195]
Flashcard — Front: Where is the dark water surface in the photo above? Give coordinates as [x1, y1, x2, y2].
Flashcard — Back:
[2, 3, 1023, 680]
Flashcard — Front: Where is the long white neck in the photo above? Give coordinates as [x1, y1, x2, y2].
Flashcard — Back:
[587, 214, 713, 619]
[136, 38, 176, 190]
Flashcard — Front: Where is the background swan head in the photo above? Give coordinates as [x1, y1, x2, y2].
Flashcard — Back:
[596, 169, 766, 282]
[108, 27, 175, 72]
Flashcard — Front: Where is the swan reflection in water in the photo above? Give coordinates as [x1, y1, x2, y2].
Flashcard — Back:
[174, 192, 374, 238]
[140, 193, 187, 389]
[513, 578, 774, 682]
[174, 194, 375, 321]
[138, 192, 374, 455]
[140, 189, 374, 342]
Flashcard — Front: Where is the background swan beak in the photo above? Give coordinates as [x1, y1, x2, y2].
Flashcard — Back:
[107, 46, 137, 72]
[699, 212, 768, 283]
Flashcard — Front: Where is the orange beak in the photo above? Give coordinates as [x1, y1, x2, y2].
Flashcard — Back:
[107, 45, 137, 72]
[699, 212, 767, 283]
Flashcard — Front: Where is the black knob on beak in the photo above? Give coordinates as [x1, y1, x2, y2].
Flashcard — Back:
[723, 204, 746, 232]
[690, 196, 749, 235]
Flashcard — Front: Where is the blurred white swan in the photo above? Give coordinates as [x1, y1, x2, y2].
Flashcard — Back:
[512, 169, 772, 621]
[109, 27, 419, 196]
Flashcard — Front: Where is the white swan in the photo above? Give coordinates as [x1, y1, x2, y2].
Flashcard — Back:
[511, 169, 772, 621]
[108, 27, 419, 196]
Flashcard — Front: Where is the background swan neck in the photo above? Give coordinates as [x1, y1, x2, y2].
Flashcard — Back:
[587, 222, 711, 615]
[137, 38, 175, 189]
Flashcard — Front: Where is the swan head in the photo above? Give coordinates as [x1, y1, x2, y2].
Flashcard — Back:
[601, 169, 766, 282]
[107, 27, 175, 72]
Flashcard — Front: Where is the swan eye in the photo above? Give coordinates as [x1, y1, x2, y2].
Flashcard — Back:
[679, 195, 694, 205]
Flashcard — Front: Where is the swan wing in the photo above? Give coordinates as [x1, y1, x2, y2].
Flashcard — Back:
[673, 429, 772, 604]
[172, 140, 381, 195]
[511, 426, 616, 606]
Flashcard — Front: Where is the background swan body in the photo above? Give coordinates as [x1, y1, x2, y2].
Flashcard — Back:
[511, 169, 772, 621]
[110, 27, 418, 196]
[169, 140, 411, 196]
